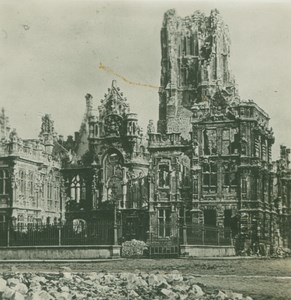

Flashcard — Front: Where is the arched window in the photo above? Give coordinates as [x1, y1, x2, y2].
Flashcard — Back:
[71, 175, 80, 203]
[70, 175, 86, 203]
[0, 170, 8, 195]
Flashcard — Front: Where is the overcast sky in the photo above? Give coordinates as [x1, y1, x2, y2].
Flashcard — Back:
[1, 0, 291, 158]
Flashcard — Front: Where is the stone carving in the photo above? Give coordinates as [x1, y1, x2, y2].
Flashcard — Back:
[104, 115, 122, 137]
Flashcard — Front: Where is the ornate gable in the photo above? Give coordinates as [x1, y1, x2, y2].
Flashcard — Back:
[98, 80, 130, 120]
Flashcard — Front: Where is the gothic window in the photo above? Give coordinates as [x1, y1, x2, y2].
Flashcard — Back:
[28, 172, 34, 196]
[254, 135, 261, 158]
[41, 174, 45, 199]
[19, 170, 26, 195]
[202, 162, 217, 193]
[203, 129, 217, 155]
[27, 215, 34, 229]
[158, 164, 170, 188]
[193, 178, 198, 196]
[158, 208, 171, 238]
[70, 175, 80, 203]
[17, 215, 24, 229]
[261, 138, 267, 161]
[70, 175, 86, 204]
[241, 177, 247, 199]
[47, 180, 52, 200]
[0, 170, 8, 195]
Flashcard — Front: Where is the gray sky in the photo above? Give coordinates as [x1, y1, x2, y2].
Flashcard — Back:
[1, 0, 291, 158]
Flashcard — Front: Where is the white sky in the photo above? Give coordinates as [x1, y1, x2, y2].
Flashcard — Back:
[1, 0, 291, 158]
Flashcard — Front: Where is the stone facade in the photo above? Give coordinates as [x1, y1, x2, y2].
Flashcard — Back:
[0, 112, 67, 227]
[0, 8, 290, 252]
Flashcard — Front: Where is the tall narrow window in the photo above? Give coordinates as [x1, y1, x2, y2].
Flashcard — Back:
[158, 209, 171, 237]
[19, 170, 26, 195]
[202, 162, 217, 193]
[224, 164, 237, 186]
[28, 172, 34, 196]
[41, 174, 45, 199]
[203, 129, 217, 155]
[241, 177, 247, 199]
[0, 170, 8, 195]
[158, 164, 170, 188]
[70, 175, 86, 203]
[222, 129, 230, 155]
[254, 136, 261, 158]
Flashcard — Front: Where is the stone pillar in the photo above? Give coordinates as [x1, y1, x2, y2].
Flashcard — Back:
[122, 167, 127, 209]
[183, 206, 187, 245]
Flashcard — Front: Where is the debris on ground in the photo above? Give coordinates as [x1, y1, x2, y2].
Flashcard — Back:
[0, 270, 254, 299]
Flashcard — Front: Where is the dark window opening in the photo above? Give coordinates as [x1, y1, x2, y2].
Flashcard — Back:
[224, 210, 232, 228]
[204, 210, 216, 227]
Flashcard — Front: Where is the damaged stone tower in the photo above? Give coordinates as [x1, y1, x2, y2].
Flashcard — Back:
[158, 9, 237, 140]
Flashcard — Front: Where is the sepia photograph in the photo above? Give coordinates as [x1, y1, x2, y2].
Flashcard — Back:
[0, 0, 291, 299]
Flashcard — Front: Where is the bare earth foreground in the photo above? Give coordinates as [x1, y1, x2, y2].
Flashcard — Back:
[0, 258, 290, 300]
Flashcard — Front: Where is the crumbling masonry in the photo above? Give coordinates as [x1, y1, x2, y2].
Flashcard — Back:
[0, 9, 290, 254]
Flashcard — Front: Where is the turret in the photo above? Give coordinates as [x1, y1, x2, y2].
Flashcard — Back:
[39, 114, 56, 154]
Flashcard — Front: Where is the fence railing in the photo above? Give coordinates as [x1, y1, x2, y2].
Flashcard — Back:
[185, 224, 233, 246]
[0, 221, 114, 247]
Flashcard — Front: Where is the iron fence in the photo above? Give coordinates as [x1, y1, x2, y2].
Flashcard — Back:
[186, 224, 233, 246]
[0, 221, 114, 247]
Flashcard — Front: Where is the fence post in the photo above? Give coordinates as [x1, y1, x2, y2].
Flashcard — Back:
[202, 228, 205, 245]
[217, 228, 220, 246]
[183, 225, 187, 245]
[7, 221, 10, 247]
[183, 207, 187, 245]
[58, 224, 62, 246]
[113, 204, 118, 245]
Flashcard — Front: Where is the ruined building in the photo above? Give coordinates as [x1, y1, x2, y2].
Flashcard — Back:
[0, 9, 290, 253]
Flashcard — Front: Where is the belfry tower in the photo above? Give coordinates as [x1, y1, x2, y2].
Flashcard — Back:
[158, 9, 237, 140]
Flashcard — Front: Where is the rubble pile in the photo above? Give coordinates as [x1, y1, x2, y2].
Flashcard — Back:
[0, 270, 253, 300]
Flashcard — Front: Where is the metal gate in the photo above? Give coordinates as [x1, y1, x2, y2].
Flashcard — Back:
[148, 223, 180, 258]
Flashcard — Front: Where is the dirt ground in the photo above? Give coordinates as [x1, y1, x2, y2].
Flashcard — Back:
[0, 258, 290, 300]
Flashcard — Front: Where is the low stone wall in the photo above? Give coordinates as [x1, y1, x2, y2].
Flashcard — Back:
[180, 245, 236, 257]
[0, 245, 121, 260]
